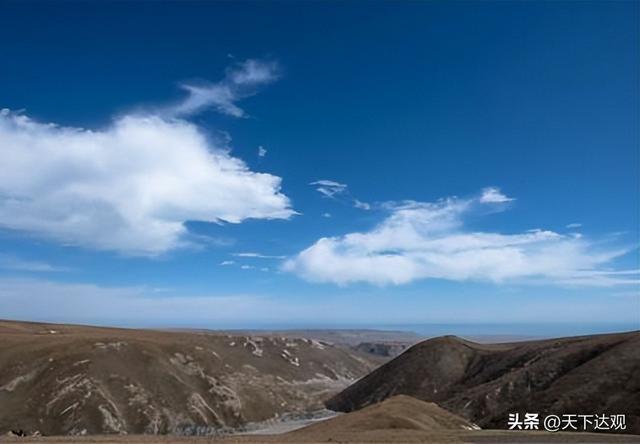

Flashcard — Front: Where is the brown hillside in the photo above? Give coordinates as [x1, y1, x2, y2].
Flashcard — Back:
[286, 394, 478, 441]
[326, 331, 640, 434]
[0, 319, 377, 436]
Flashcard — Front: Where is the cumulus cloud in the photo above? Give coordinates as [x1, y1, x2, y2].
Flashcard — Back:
[0, 109, 294, 255]
[479, 187, 514, 203]
[310, 179, 347, 198]
[284, 191, 637, 287]
[168, 59, 280, 118]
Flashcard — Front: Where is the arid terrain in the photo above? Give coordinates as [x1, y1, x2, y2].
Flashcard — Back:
[224, 329, 422, 359]
[6, 396, 640, 443]
[327, 331, 640, 435]
[231, 329, 423, 347]
[169, 328, 423, 360]
[0, 320, 378, 436]
[2, 320, 639, 443]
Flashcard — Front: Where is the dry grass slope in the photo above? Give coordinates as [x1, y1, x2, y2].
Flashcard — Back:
[6, 395, 640, 443]
[0, 319, 378, 436]
[327, 331, 640, 435]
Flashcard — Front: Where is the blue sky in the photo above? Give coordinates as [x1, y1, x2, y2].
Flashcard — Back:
[0, 1, 638, 334]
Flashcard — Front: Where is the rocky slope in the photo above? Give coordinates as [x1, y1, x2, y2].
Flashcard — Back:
[0, 320, 377, 436]
[327, 331, 640, 434]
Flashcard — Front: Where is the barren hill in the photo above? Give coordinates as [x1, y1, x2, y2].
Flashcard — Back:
[0, 319, 377, 436]
[327, 331, 640, 434]
[9, 395, 639, 443]
[285, 395, 478, 442]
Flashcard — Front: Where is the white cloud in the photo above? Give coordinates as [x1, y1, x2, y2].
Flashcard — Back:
[0, 254, 67, 272]
[233, 252, 285, 259]
[566, 223, 582, 229]
[354, 199, 371, 210]
[220, 260, 235, 266]
[190, 234, 236, 248]
[240, 264, 254, 270]
[0, 109, 294, 255]
[284, 191, 637, 287]
[322, 212, 332, 218]
[310, 180, 372, 211]
[168, 59, 280, 118]
[310, 180, 347, 198]
[479, 187, 514, 203]
[258, 145, 267, 157]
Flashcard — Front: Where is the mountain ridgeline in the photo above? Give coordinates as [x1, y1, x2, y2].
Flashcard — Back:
[326, 331, 640, 434]
[2, 319, 639, 440]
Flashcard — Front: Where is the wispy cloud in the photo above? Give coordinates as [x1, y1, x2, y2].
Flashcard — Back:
[284, 189, 637, 287]
[310, 180, 348, 198]
[219, 260, 235, 266]
[0, 60, 295, 256]
[168, 58, 280, 118]
[479, 187, 515, 204]
[188, 234, 236, 248]
[354, 199, 371, 210]
[0, 278, 290, 326]
[566, 223, 583, 229]
[310, 180, 372, 211]
[233, 252, 286, 259]
[0, 254, 68, 272]
[0, 277, 636, 327]
[258, 145, 267, 157]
